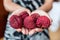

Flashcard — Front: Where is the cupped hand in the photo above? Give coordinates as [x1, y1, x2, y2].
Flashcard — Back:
[28, 10, 52, 35]
[8, 8, 31, 34]
[31, 9, 52, 23]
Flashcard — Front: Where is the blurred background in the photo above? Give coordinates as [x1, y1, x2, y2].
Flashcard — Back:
[0, 0, 8, 39]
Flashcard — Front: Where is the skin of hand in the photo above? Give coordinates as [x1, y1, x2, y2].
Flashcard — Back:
[28, 10, 52, 35]
[21, 28, 29, 35]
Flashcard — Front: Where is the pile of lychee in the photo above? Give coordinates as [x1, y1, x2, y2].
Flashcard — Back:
[9, 11, 51, 30]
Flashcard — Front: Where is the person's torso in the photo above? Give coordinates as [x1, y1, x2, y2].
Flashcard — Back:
[12, 0, 44, 11]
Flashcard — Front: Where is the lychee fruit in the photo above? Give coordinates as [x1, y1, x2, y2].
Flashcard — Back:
[9, 15, 22, 29]
[31, 13, 40, 22]
[19, 11, 29, 27]
[36, 16, 51, 29]
[19, 11, 29, 20]
[24, 16, 36, 29]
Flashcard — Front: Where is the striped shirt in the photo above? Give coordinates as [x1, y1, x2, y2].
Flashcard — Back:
[13, 0, 44, 11]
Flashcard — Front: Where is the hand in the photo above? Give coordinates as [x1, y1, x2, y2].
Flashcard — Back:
[8, 7, 31, 20]
[16, 28, 29, 35]
[21, 28, 29, 35]
[8, 8, 31, 34]
[31, 9, 52, 22]
[28, 10, 52, 35]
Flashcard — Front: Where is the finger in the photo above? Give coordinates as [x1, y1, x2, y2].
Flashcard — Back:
[29, 29, 36, 35]
[16, 28, 22, 32]
[22, 28, 26, 35]
[35, 28, 43, 32]
[25, 29, 29, 35]
[26, 9, 31, 15]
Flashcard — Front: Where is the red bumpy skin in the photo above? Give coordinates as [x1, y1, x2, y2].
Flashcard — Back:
[36, 16, 51, 29]
[9, 15, 22, 29]
[31, 13, 40, 22]
[24, 16, 36, 29]
[19, 11, 29, 27]
[19, 11, 29, 20]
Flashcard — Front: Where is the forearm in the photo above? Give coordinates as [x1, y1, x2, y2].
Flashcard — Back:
[38, 0, 53, 12]
[3, 0, 23, 12]
[39, 3, 52, 12]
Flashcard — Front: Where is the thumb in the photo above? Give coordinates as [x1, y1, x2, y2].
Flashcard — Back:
[16, 29, 22, 32]
[22, 28, 26, 35]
